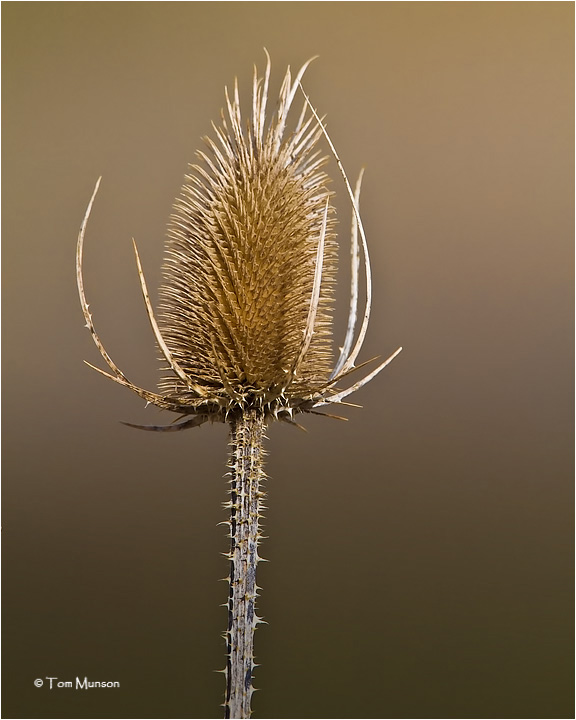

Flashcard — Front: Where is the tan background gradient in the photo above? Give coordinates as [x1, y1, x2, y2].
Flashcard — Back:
[2, 3, 573, 718]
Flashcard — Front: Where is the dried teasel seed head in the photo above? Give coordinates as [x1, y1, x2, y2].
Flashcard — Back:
[158, 56, 337, 407]
[76, 53, 402, 430]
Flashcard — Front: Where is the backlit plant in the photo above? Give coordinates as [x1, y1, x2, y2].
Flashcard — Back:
[77, 53, 401, 718]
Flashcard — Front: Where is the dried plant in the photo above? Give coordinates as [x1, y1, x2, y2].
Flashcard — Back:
[77, 53, 401, 719]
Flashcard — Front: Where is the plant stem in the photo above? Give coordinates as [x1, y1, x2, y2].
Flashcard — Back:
[225, 408, 266, 719]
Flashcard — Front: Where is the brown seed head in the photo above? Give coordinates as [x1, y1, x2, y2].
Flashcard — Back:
[159, 56, 336, 403]
[76, 54, 402, 430]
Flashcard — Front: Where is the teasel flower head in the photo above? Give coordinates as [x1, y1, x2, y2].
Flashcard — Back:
[76, 52, 402, 430]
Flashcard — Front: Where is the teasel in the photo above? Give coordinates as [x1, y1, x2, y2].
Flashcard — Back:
[77, 52, 401, 719]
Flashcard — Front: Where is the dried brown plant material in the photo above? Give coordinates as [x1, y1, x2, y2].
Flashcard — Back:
[77, 53, 401, 718]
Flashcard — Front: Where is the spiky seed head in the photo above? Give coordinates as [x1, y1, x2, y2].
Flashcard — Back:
[158, 59, 337, 409]
[76, 54, 403, 430]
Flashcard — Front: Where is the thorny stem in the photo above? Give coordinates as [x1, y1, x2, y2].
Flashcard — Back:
[225, 408, 266, 718]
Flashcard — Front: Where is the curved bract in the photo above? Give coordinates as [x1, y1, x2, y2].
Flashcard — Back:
[76, 55, 402, 430]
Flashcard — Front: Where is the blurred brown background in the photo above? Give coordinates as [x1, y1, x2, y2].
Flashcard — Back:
[2, 3, 573, 718]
